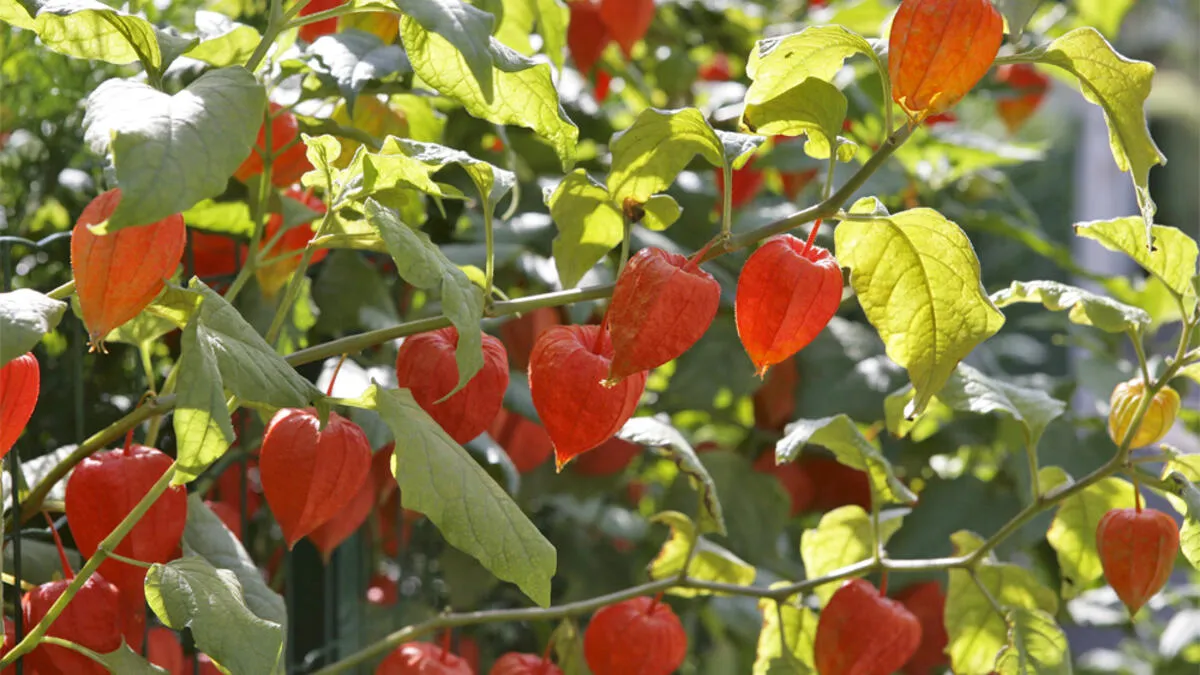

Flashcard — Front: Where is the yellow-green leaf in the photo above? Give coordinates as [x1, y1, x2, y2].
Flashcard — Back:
[741, 77, 847, 161]
[171, 317, 235, 484]
[546, 170, 623, 289]
[799, 505, 905, 604]
[26, 0, 195, 73]
[753, 591, 817, 675]
[1075, 0, 1138, 38]
[1046, 477, 1137, 598]
[995, 608, 1072, 675]
[647, 511, 755, 597]
[991, 279, 1151, 333]
[642, 194, 681, 231]
[1074, 219, 1198, 310]
[1033, 28, 1165, 240]
[777, 415, 916, 506]
[397, 0, 496, 101]
[946, 531, 1059, 675]
[607, 108, 731, 205]
[401, 15, 578, 168]
[745, 25, 883, 110]
[835, 208, 1006, 417]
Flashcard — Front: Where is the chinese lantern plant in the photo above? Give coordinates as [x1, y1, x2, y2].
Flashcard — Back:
[0, 352, 39, 459]
[234, 102, 313, 188]
[584, 595, 686, 675]
[814, 578, 922, 675]
[64, 435, 188, 600]
[1096, 490, 1180, 617]
[1107, 378, 1180, 448]
[375, 641, 473, 675]
[71, 188, 187, 351]
[491, 652, 563, 675]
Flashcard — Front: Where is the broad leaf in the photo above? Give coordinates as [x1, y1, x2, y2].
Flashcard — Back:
[400, 15, 578, 168]
[1032, 28, 1166, 239]
[364, 199, 485, 394]
[641, 194, 681, 231]
[83, 67, 266, 232]
[647, 511, 755, 597]
[997, 0, 1042, 37]
[181, 495, 287, 626]
[146, 557, 283, 675]
[995, 608, 1072, 675]
[546, 170, 623, 289]
[1075, 219, 1198, 308]
[777, 415, 916, 506]
[183, 199, 256, 237]
[1075, 0, 1138, 38]
[835, 208, 1006, 417]
[189, 280, 324, 408]
[0, 289, 66, 366]
[607, 108, 760, 205]
[741, 77, 848, 161]
[799, 505, 905, 603]
[1046, 475, 1137, 598]
[745, 26, 883, 110]
[617, 416, 726, 535]
[396, 0, 496, 101]
[308, 30, 409, 110]
[31, 0, 193, 72]
[390, 138, 516, 211]
[173, 317, 236, 484]
[888, 364, 1067, 449]
[97, 644, 168, 674]
[753, 592, 817, 675]
[1162, 458, 1200, 570]
[991, 280, 1150, 333]
[946, 532, 1059, 675]
[186, 10, 260, 67]
[353, 385, 556, 606]
[535, 0, 568, 70]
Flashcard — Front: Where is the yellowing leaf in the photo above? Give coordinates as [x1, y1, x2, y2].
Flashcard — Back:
[946, 531, 1059, 675]
[546, 170, 623, 289]
[1074, 219, 1198, 310]
[835, 209, 1006, 417]
[1034, 29, 1166, 240]
[401, 15, 578, 168]
[995, 608, 1072, 675]
[991, 279, 1150, 333]
[741, 77, 848, 161]
[799, 505, 904, 604]
[745, 25, 883, 109]
[1046, 477, 1137, 598]
[647, 511, 755, 597]
[754, 592, 817, 675]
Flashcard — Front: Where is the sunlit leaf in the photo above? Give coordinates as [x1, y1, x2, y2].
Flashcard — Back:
[647, 511, 755, 597]
[994, 608, 1072, 675]
[991, 280, 1150, 333]
[545, 170, 623, 289]
[799, 505, 905, 603]
[1074, 219, 1198, 310]
[1046, 475, 1137, 598]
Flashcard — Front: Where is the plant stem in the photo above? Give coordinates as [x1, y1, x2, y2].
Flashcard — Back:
[40, 636, 105, 665]
[483, 197, 496, 307]
[139, 344, 157, 396]
[719, 161, 734, 239]
[244, 0, 302, 73]
[1130, 328, 1152, 385]
[969, 570, 1006, 621]
[1025, 443, 1041, 504]
[0, 463, 178, 668]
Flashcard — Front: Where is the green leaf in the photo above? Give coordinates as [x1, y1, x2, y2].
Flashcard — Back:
[1046, 476, 1137, 598]
[946, 531, 1059, 675]
[189, 280, 324, 409]
[181, 495, 286, 626]
[641, 194, 681, 231]
[1033, 28, 1166, 239]
[1074, 219, 1198, 308]
[753, 593, 817, 675]
[0, 0, 35, 29]
[777, 415, 916, 506]
[991, 280, 1150, 333]
[799, 505, 905, 604]
[534, 0, 567, 70]
[308, 30, 409, 111]
[172, 317, 236, 484]
[551, 618, 592, 675]
[364, 199, 485, 395]
[745, 25, 883, 112]
[607, 108, 759, 205]
[352, 385, 556, 606]
[741, 77, 847, 161]
[83, 67, 266, 232]
[1161, 460, 1200, 570]
[1075, 0, 1137, 38]
[396, 0, 496, 102]
[400, 14, 578, 168]
[996, 0, 1042, 38]
[617, 416, 726, 536]
[647, 511, 755, 597]
[835, 208, 1006, 417]
[313, 250, 400, 333]
[0, 288, 66, 366]
[890, 364, 1067, 449]
[183, 200, 256, 237]
[186, 10, 260, 67]
[30, 0, 193, 72]
[96, 644, 168, 674]
[146, 557, 284, 675]
[546, 170, 623, 289]
[391, 138, 516, 211]
[1180, 519, 1200, 572]
[995, 608, 1072, 675]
